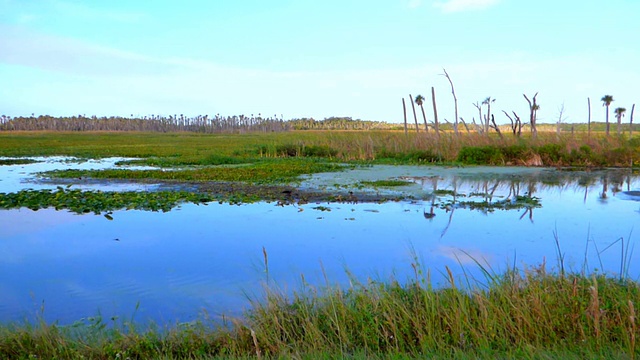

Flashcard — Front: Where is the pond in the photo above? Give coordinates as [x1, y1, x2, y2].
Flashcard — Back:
[1, 158, 640, 327]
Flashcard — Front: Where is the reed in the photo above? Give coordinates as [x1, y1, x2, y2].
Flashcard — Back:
[1, 256, 639, 359]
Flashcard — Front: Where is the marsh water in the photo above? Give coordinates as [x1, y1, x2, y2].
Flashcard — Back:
[2, 158, 640, 326]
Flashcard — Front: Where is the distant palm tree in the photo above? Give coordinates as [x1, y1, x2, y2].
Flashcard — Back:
[614, 107, 626, 136]
[415, 94, 429, 132]
[601, 95, 614, 136]
[482, 96, 495, 133]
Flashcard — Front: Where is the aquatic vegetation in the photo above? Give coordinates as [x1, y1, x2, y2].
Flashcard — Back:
[445, 195, 541, 212]
[0, 188, 226, 214]
[0, 158, 39, 166]
[359, 179, 413, 187]
[41, 159, 348, 184]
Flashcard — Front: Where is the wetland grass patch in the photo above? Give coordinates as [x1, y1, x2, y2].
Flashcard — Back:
[1, 130, 638, 167]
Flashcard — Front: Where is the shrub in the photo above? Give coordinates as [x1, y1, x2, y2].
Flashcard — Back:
[376, 149, 439, 163]
[457, 146, 503, 165]
[536, 143, 565, 165]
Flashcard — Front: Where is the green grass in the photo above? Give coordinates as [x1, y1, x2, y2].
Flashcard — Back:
[1, 260, 639, 359]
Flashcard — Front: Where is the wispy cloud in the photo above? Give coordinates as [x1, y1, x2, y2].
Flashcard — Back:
[407, 0, 423, 9]
[433, 0, 499, 13]
[0, 25, 178, 76]
[48, 0, 146, 23]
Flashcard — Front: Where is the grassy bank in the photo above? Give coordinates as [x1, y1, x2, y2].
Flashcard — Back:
[0, 130, 637, 166]
[1, 261, 639, 359]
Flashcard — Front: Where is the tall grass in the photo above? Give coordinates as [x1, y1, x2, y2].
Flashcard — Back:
[0, 129, 637, 167]
[2, 255, 639, 359]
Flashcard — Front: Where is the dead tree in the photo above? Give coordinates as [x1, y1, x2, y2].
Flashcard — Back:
[431, 87, 440, 137]
[459, 117, 471, 134]
[473, 102, 485, 136]
[409, 94, 420, 133]
[524, 92, 539, 139]
[587, 97, 592, 139]
[630, 104, 636, 137]
[402, 98, 408, 136]
[441, 68, 459, 136]
[482, 97, 495, 134]
[556, 102, 566, 137]
[502, 110, 522, 137]
[489, 115, 503, 139]
[471, 117, 484, 135]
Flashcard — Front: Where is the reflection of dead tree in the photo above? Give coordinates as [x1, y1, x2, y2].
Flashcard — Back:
[507, 180, 524, 200]
[584, 184, 589, 204]
[423, 206, 436, 219]
[599, 176, 608, 202]
[519, 207, 534, 222]
[440, 176, 459, 238]
[424, 177, 439, 220]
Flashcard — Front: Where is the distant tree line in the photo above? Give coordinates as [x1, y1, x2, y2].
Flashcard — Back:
[287, 117, 401, 130]
[0, 114, 289, 133]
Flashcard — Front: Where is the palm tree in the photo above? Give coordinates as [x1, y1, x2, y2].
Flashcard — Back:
[601, 95, 614, 136]
[415, 94, 429, 132]
[614, 107, 626, 136]
[482, 96, 495, 133]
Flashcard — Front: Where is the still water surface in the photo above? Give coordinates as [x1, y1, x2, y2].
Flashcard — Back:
[1, 158, 640, 326]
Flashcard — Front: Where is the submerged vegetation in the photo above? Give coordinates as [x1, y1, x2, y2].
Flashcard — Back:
[1, 260, 639, 359]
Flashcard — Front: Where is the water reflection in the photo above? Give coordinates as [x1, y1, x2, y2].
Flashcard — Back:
[1, 164, 640, 327]
[0, 156, 159, 193]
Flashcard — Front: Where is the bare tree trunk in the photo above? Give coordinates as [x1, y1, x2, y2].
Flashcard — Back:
[402, 98, 408, 136]
[503, 110, 521, 137]
[556, 102, 565, 138]
[617, 112, 623, 136]
[409, 94, 420, 133]
[442, 68, 459, 136]
[420, 104, 429, 132]
[459, 117, 470, 134]
[431, 87, 440, 137]
[524, 92, 539, 139]
[587, 97, 591, 139]
[489, 115, 503, 139]
[630, 104, 636, 137]
[473, 102, 485, 136]
[606, 105, 611, 137]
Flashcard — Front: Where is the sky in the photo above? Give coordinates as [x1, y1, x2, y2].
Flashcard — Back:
[1, 0, 638, 124]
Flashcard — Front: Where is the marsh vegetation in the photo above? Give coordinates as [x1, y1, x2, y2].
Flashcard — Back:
[1, 128, 640, 359]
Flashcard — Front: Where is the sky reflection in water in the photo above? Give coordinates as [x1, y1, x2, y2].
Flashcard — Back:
[1, 161, 640, 326]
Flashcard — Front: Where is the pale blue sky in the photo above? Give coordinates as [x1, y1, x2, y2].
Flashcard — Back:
[1, 0, 638, 124]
